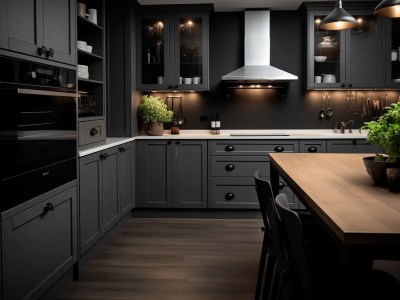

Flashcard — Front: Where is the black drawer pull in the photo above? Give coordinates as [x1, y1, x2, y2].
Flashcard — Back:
[100, 153, 109, 160]
[274, 146, 284, 152]
[90, 128, 98, 136]
[119, 147, 125, 153]
[225, 145, 235, 152]
[45, 48, 54, 58]
[37, 45, 47, 56]
[307, 146, 318, 153]
[225, 164, 235, 171]
[278, 182, 285, 190]
[41, 202, 54, 217]
[176, 141, 181, 144]
[225, 193, 235, 201]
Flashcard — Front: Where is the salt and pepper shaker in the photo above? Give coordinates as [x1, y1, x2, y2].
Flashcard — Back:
[215, 113, 221, 135]
[210, 113, 216, 134]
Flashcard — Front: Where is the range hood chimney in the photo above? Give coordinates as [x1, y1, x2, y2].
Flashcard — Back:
[221, 10, 298, 84]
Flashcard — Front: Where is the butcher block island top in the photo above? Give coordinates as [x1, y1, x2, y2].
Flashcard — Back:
[269, 153, 400, 245]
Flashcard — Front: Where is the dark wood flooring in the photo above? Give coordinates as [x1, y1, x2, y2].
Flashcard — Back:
[57, 218, 264, 300]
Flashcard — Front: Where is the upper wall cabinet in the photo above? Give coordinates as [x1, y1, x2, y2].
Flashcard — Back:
[384, 18, 400, 89]
[137, 7, 210, 91]
[0, 0, 76, 66]
[302, 2, 384, 90]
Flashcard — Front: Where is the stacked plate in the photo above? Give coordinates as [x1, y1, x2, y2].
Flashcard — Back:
[78, 64, 89, 79]
[77, 40, 87, 51]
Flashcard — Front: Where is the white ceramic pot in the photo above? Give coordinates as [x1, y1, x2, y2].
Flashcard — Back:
[322, 74, 336, 83]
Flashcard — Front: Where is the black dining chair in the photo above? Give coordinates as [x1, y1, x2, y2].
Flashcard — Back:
[254, 170, 296, 300]
[274, 193, 400, 300]
[254, 170, 336, 300]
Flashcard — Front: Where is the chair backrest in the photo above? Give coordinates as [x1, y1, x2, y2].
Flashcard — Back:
[254, 171, 289, 275]
[275, 193, 312, 300]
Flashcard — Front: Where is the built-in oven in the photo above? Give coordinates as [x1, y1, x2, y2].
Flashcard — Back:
[0, 57, 77, 212]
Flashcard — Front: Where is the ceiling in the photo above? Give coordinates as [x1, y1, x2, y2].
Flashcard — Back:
[137, 0, 333, 11]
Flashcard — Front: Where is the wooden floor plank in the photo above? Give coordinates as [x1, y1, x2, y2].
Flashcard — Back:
[57, 218, 264, 300]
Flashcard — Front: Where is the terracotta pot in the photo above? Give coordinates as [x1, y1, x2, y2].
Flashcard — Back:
[147, 122, 164, 136]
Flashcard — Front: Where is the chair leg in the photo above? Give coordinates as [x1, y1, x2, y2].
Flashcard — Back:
[261, 254, 277, 299]
[256, 232, 269, 300]
[268, 262, 280, 300]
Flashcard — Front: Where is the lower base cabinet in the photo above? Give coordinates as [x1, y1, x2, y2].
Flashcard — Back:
[136, 140, 207, 208]
[79, 141, 134, 256]
[1, 183, 77, 300]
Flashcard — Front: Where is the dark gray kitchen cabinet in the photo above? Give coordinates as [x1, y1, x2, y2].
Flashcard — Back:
[384, 18, 400, 89]
[299, 139, 327, 153]
[0, 0, 76, 66]
[209, 140, 299, 209]
[79, 142, 134, 256]
[327, 139, 379, 153]
[137, 7, 210, 91]
[302, 2, 384, 90]
[1, 184, 77, 300]
[136, 140, 207, 208]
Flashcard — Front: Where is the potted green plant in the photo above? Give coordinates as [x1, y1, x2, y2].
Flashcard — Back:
[360, 102, 400, 191]
[138, 95, 173, 136]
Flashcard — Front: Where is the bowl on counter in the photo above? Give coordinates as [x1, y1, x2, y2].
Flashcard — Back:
[314, 56, 327, 62]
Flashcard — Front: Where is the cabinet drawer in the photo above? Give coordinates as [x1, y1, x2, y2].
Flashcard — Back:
[78, 117, 106, 149]
[299, 140, 327, 153]
[327, 139, 379, 153]
[211, 156, 270, 177]
[210, 177, 295, 209]
[210, 140, 299, 156]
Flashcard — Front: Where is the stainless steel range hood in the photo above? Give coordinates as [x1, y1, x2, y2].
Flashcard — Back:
[221, 10, 298, 83]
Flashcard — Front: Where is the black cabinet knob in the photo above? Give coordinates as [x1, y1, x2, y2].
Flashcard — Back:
[274, 146, 284, 152]
[119, 147, 126, 152]
[278, 182, 285, 190]
[225, 164, 235, 171]
[45, 48, 54, 58]
[37, 46, 47, 56]
[168, 85, 173, 89]
[174, 85, 179, 89]
[225, 145, 235, 152]
[307, 146, 318, 153]
[90, 128, 98, 136]
[176, 141, 181, 144]
[100, 153, 109, 160]
[41, 202, 54, 217]
[167, 141, 172, 145]
[225, 193, 235, 201]
[348, 83, 353, 88]
[341, 83, 345, 88]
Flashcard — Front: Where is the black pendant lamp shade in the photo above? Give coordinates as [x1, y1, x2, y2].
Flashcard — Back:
[320, 0, 358, 30]
[375, 0, 400, 18]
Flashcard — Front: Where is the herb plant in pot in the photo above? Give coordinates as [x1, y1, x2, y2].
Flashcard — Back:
[138, 95, 173, 136]
[361, 102, 400, 192]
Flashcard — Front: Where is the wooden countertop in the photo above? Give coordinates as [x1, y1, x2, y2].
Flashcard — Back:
[269, 153, 400, 245]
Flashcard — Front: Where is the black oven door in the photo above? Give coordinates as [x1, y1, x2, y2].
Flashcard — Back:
[0, 88, 77, 212]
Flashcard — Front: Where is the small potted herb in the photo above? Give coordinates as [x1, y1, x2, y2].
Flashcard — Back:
[138, 95, 173, 136]
[360, 102, 400, 191]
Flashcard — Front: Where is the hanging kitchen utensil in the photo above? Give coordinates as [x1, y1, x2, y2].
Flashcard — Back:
[385, 94, 388, 108]
[367, 97, 371, 120]
[176, 97, 185, 125]
[326, 92, 334, 117]
[346, 91, 350, 112]
[353, 91, 358, 115]
[362, 94, 367, 118]
[319, 92, 327, 118]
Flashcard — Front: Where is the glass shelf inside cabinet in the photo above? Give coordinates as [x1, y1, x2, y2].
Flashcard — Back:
[179, 17, 203, 84]
[313, 16, 342, 85]
[141, 18, 166, 85]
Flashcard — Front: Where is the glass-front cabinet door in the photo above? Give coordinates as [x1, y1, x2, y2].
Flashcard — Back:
[138, 15, 170, 90]
[308, 12, 346, 89]
[173, 13, 209, 91]
[385, 18, 400, 88]
[307, 10, 383, 90]
[137, 13, 209, 91]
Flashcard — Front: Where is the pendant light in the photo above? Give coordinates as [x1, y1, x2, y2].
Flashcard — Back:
[320, 0, 358, 30]
[374, 0, 400, 18]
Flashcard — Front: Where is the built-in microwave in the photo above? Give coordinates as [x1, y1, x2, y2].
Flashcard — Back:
[0, 57, 78, 212]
